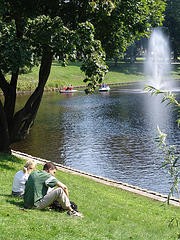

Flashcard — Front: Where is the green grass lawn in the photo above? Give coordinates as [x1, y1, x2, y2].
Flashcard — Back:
[15, 60, 180, 91]
[1, 154, 180, 240]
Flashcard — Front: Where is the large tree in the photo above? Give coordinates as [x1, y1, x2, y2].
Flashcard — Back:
[0, 0, 165, 154]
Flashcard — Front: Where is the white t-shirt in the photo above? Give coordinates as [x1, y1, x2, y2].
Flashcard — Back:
[12, 170, 29, 193]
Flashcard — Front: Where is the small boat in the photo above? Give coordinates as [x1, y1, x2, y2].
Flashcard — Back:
[99, 83, 110, 92]
[59, 86, 77, 93]
[59, 89, 77, 93]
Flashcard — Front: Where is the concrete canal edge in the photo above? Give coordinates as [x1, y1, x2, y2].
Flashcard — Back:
[12, 150, 180, 207]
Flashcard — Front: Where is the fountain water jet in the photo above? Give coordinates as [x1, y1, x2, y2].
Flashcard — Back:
[145, 28, 172, 90]
[144, 28, 172, 137]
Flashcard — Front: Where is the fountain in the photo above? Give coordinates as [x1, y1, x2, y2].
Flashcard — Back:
[144, 29, 180, 200]
[144, 28, 172, 144]
[144, 28, 172, 90]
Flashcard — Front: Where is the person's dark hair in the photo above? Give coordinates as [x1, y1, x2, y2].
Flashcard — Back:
[43, 162, 57, 171]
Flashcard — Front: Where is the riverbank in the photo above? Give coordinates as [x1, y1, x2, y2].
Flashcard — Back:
[14, 60, 180, 92]
[13, 150, 180, 207]
[1, 153, 180, 240]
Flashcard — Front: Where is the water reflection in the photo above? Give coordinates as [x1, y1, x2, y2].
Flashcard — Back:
[12, 85, 180, 195]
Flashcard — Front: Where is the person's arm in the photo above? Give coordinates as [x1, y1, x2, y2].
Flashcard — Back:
[45, 175, 69, 197]
[56, 181, 69, 197]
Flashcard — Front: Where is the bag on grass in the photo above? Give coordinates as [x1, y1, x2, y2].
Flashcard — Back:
[50, 200, 78, 212]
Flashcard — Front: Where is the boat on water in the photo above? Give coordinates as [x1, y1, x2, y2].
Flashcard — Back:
[59, 86, 77, 93]
[99, 83, 110, 92]
[59, 89, 78, 93]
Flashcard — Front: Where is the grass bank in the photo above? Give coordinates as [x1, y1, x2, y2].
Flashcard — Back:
[15, 60, 180, 91]
[1, 154, 180, 240]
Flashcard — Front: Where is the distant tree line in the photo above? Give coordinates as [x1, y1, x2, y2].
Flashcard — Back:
[121, 0, 180, 63]
[164, 0, 180, 61]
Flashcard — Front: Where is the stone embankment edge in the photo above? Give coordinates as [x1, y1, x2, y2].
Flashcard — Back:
[12, 150, 180, 207]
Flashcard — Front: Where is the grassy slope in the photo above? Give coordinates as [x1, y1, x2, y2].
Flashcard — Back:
[0, 154, 180, 240]
[1, 61, 180, 239]
[15, 60, 180, 91]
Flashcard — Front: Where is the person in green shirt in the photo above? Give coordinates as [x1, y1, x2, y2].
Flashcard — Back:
[24, 162, 83, 217]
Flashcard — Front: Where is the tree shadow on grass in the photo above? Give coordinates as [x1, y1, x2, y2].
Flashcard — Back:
[0, 153, 22, 171]
[3, 194, 63, 213]
[4, 194, 24, 208]
[108, 62, 144, 76]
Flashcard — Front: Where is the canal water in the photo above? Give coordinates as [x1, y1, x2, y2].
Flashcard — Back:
[12, 83, 180, 196]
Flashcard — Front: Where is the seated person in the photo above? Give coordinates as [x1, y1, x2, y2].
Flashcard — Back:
[24, 162, 83, 217]
[12, 160, 36, 197]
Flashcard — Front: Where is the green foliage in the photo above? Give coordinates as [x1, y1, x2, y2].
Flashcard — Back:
[156, 126, 180, 203]
[0, 0, 166, 91]
[27, 17, 109, 93]
[94, 0, 166, 59]
[0, 1, 112, 94]
[26, 15, 72, 64]
[76, 22, 108, 92]
[164, 0, 180, 60]
[89, 0, 115, 15]
[0, 20, 34, 73]
[145, 85, 180, 203]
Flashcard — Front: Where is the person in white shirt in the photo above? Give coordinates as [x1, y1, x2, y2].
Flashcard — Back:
[12, 160, 36, 197]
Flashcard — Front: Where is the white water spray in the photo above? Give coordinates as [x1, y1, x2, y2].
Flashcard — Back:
[144, 28, 172, 132]
[145, 28, 172, 90]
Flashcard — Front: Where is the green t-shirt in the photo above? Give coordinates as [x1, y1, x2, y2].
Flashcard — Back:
[24, 170, 58, 209]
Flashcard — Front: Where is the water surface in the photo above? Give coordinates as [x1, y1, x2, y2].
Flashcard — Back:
[13, 84, 180, 195]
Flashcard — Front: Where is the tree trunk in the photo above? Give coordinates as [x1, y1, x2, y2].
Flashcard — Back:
[0, 100, 11, 153]
[10, 48, 53, 144]
[4, 71, 19, 129]
[0, 48, 53, 153]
